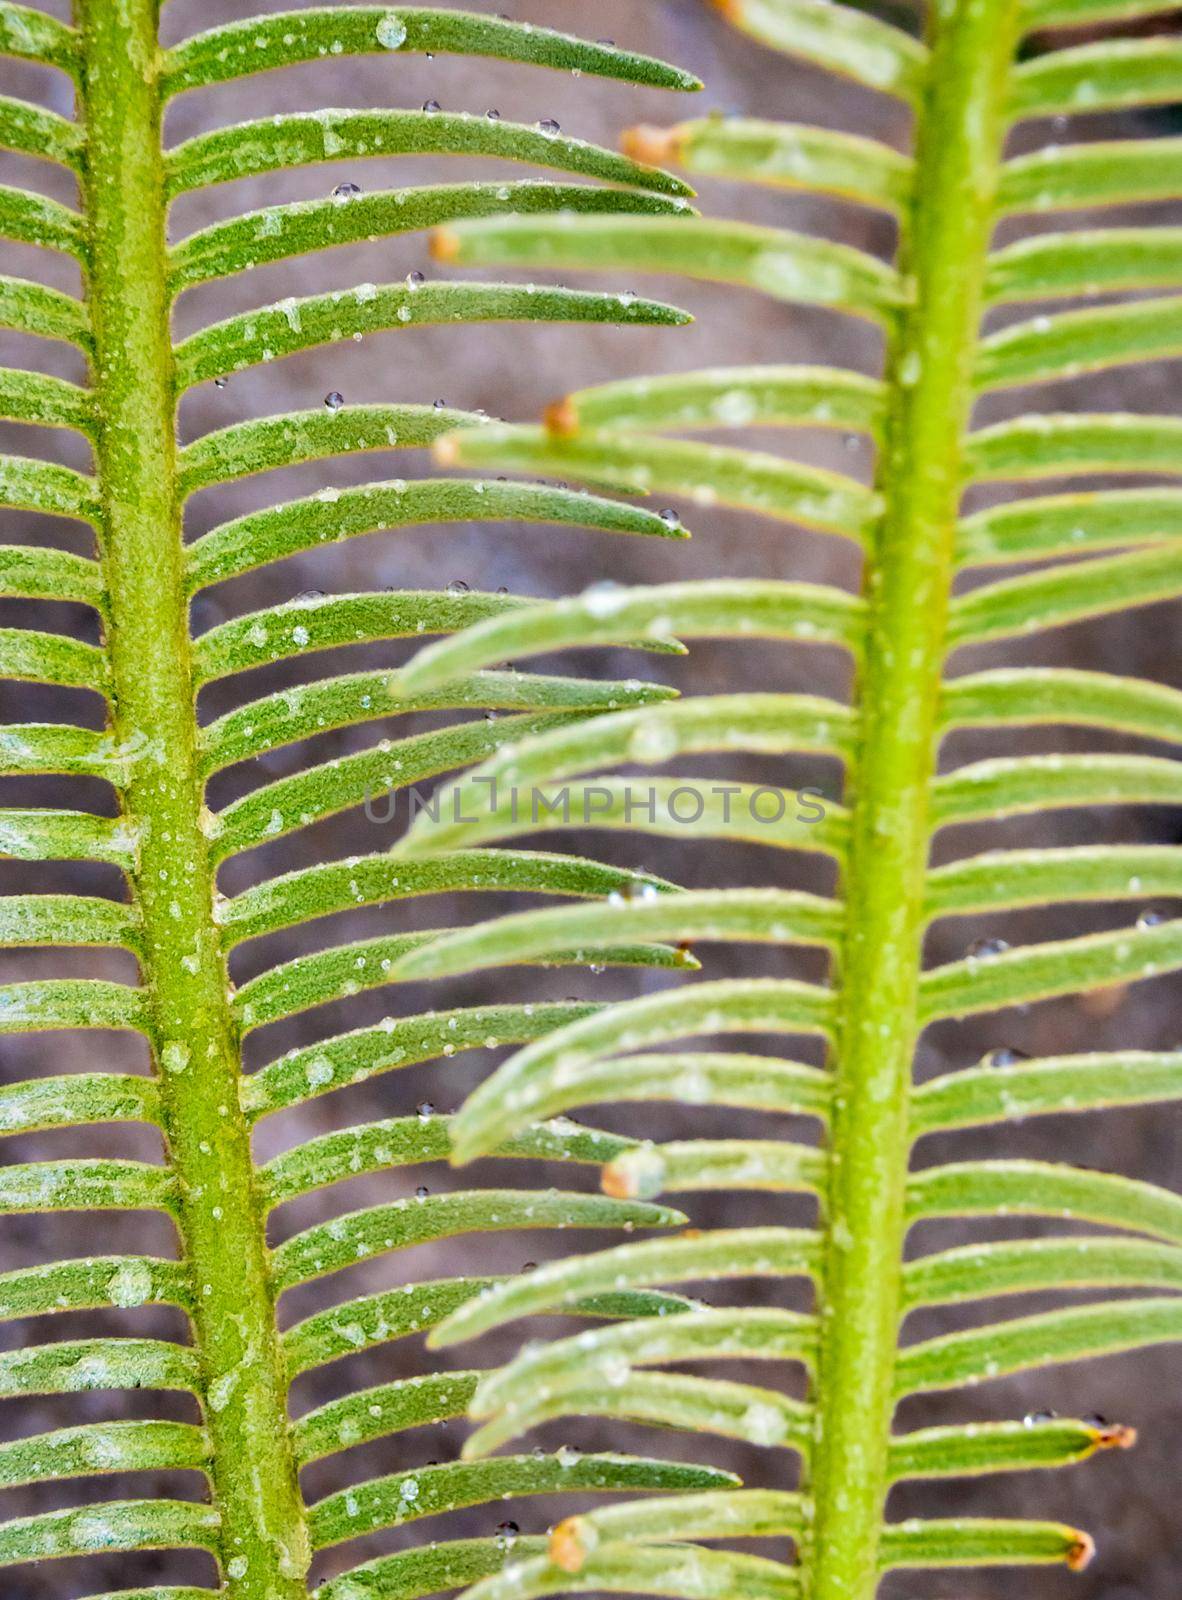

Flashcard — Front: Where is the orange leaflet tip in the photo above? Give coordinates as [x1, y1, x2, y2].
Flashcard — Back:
[430, 227, 462, 264]
[600, 1159, 637, 1199]
[1093, 1422, 1137, 1452]
[549, 1517, 591, 1573]
[431, 433, 462, 467]
[544, 396, 580, 436]
[621, 123, 683, 169]
[1066, 1532, 1095, 1573]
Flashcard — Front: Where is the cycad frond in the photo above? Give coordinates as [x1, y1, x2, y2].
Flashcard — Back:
[384, 1, 1182, 1595]
[0, 4, 720, 1595]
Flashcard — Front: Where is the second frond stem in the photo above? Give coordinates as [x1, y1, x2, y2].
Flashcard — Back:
[806, 3, 1021, 1597]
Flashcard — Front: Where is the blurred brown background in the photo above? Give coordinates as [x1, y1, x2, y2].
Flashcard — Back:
[0, 1, 1179, 1596]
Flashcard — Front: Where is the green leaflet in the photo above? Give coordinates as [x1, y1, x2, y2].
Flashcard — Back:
[187, 480, 686, 591]
[161, 11, 703, 97]
[0, 273, 89, 347]
[0, 368, 93, 432]
[878, 1518, 1091, 1572]
[281, 1273, 695, 1379]
[0, 1420, 210, 1488]
[241, 1000, 607, 1119]
[0, 6, 76, 71]
[174, 280, 690, 392]
[545, 1490, 808, 1563]
[887, 1417, 1135, 1481]
[260, 1113, 636, 1210]
[445, 980, 836, 1164]
[976, 294, 1182, 388]
[0, 1073, 161, 1136]
[270, 1190, 684, 1292]
[432, 1228, 821, 1346]
[0, 1338, 201, 1400]
[639, 116, 912, 212]
[210, 709, 590, 858]
[902, 1236, 1182, 1310]
[434, 424, 879, 541]
[999, 138, 1182, 215]
[912, 1051, 1182, 1136]
[0, 546, 104, 608]
[236, 930, 693, 1034]
[200, 667, 674, 775]
[392, 694, 853, 856]
[0, 184, 85, 258]
[0, 94, 83, 170]
[166, 109, 694, 199]
[965, 413, 1182, 483]
[461, 1371, 811, 1460]
[553, 364, 886, 436]
[170, 181, 691, 292]
[221, 849, 676, 949]
[0, 1501, 221, 1567]
[389, 580, 864, 691]
[0, 1257, 190, 1320]
[308, 1454, 733, 1552]
[458, 1544, 803, 1600]
[895, 1300, 1182, 1397]
[388, 888, 843, 982]
[0, 455, 100, 522]
[713, 0, 926, 100]
[432, 213, 904, 321]
[177, 402, 483, 495]
[1011, 38, 1182, 120]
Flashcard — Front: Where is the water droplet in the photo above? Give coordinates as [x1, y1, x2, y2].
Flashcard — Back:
[1024, 1409, 1057, 1428]
[332, 181, 362, 203]
[446, 579, 470, 595]
[537, 118, 561, 136]
[423, 99, 442, 114]
[625, 881, 660, 903]
[657, 507, 680, 528]
[582, 578, 625, 618]
[406, 269, 425, 290]
[967, 936, 1010, 961]
[521, 1261, 537, 1273]
[294, 589, 326, 605]
[982, 1046, 1029, 1068]
[376, 15, 408, 49]
[415, 1184, 429, 1200]
[324, 391, 344, 411]
[496, 1520, 520, 1549]
[486, 107, 501, 121]
[843, 433, 860, 452]
[596, 37, 616, 46]
[433, 398, 448, 410]
[213, 375, 229, 389]
[1083, 1411, 1109, 1428]
[417, 1101, 435, 1119]
[1137, 909, 1167, 930]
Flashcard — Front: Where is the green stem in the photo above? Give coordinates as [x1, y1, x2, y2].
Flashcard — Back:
[807, 4, 1020, 1597]
[75, 3, 308, 1594]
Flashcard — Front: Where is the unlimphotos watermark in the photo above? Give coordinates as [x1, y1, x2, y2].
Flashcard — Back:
[362, 780, 830, 828]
